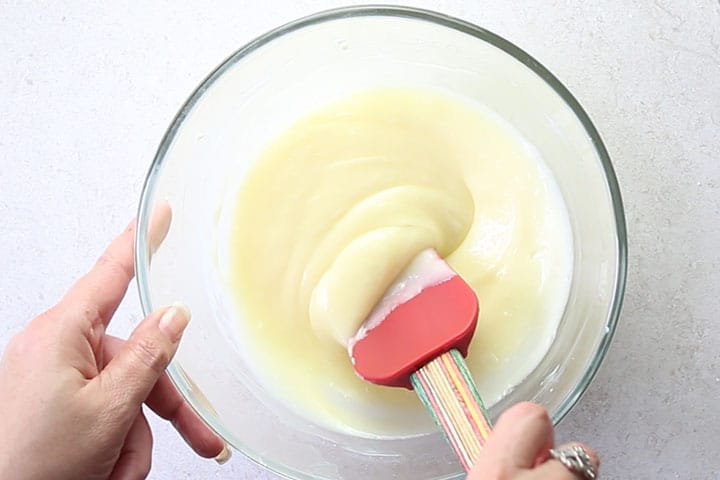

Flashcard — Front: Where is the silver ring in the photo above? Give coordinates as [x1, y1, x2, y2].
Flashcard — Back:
[548, 445, 597, 479]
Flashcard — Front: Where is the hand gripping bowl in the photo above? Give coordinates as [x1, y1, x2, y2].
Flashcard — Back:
[135, 6, 627, 479]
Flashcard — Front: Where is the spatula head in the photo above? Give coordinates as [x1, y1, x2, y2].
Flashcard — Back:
[349, 252, 479, 389]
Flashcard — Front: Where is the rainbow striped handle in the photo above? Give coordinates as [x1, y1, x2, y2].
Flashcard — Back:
[410, 349, 493, 471]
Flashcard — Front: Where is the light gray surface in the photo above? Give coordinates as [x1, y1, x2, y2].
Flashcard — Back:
[1, 1, 718, 479]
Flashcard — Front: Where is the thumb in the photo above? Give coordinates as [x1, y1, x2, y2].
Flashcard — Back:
[470, 403, 553, 478]
[95, 304, 190, 424]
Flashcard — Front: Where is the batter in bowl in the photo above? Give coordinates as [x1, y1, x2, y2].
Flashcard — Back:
[225, 87, 572, 436]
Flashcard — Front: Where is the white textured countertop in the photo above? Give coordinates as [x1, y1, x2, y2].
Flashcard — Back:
[1, 1, 719, 479]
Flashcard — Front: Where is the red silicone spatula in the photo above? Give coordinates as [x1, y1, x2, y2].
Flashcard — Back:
[348, 249, 493, 471]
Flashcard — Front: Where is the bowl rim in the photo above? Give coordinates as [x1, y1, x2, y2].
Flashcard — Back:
[135, 5, 628, 479]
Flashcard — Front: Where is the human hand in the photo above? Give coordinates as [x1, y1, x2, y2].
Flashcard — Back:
[469, 403, 599, 479]
[0, 204, 227, 480]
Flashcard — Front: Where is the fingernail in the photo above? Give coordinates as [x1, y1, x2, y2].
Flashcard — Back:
[214, 443, 232, 465]
[149, 201, 173, 255]
[159, 303, 191, 342]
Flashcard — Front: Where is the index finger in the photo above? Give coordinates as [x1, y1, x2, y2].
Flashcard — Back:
[59, 202, 172, 328]
[103, 335, 224, 458]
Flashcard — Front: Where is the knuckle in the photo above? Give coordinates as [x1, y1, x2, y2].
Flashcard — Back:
[4, 324, 46, 358]
[4, 332, 28, 358]
[130, 336, 169, 373]
[96, 250, 133, 281]
[75, 305, 103, 332]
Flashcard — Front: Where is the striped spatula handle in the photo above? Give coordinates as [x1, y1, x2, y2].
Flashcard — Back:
[410, 349, 493, 471]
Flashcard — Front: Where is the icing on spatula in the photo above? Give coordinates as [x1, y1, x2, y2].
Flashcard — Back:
[348, 249, 493, 471]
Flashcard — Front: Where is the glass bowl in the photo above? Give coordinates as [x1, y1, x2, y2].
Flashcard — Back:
[135, 6, 627, 480]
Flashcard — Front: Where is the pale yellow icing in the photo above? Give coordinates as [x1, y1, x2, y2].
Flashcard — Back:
[226, 88, 572, 436]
